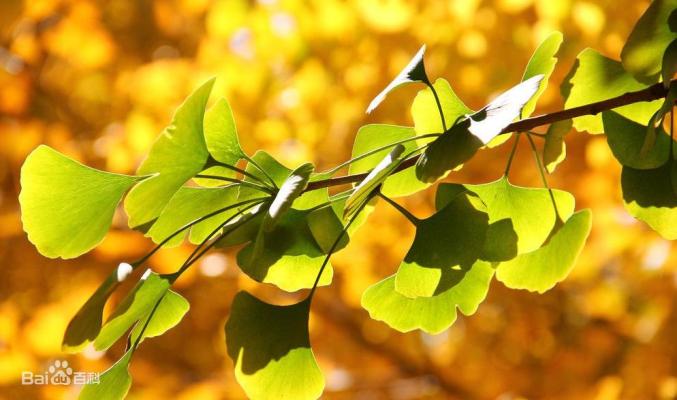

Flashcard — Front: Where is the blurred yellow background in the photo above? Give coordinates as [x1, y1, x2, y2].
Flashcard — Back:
[1, 0, 676, 399]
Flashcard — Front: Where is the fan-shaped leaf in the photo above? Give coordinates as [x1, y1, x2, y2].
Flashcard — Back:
[129, 289, 190, 344]
[621, 0, 677, 81]
[79, 350, 133, 400]
[204, 97, 245, 166]
[662, 39, 677, 86]
[562, 49, 662, 133]
[367, 45, 429, 113]
[19, 145, 142, 259]
[344, 144, 405, 220]
[415, 122, 482, 183]
[307, 203, 350, 253]
[603, 111, 672, 169]
[362, 261, 494, 334]
[411, 78, 472, 135]
[543, 119, 572, 173]
[521, 31, 563, 118]
[124, 78, 215, 228]
[496, 210, 592, 293]
[394, 192, 488, 298]
[225, 292, 323, 400]
[622, 162, 677, 240]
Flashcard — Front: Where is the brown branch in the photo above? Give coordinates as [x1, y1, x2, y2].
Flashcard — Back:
[305, 80, 672, 192]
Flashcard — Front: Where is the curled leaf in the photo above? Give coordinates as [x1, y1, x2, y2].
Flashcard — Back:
[367, 45, 429, 113]
[264, 163, 314, 232]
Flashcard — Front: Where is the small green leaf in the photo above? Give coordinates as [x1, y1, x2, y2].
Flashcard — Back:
[621, 0, 677, 81]
[237, 210, 332, 292]
[349, 124, 430, 197]
[263, 163, 314, 231]
[562, 48, 662, 134]
[521, 31, 563, 118]
[603, 111, 672, 169]
[622, 162, 677, 240]
[125, 78, 215, 228]
[394, 192, 488, 298]
[411, 78, 472, 135]
[307, 203, 349, 253]
[496, 210, 592, 293]
[146, 186, 240, 247]
[94, 271, 171, 351]
[19, 145, 141, 259]
[204, 97, 245, 166]
[543, 119, 571, 173]
[129, 289, 190, 344]
[225, 292, 323, 400]
[662, 39, 677, 86]
[367, 45, 429, 113]
[415, 122, 482, 183]
[344, 144, 405, 220]
[447, 176, 576, 254]
[362, 261, 494, 334]
[79, 350, 133, 400]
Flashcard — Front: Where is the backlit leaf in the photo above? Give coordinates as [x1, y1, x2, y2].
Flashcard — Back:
[79, 350, 133, 400]
[124, 78, 215, 228]
[543, 119, 571, 173]
[19, 145, 141, 259]
[204, 97, 245, 166]
[264, 163, 314, 231]
[521, 31, 563, 118]
[411, 78, 472, 135]
[362, 261, 494, 334]
[129, 289, 190, 344]
[225, 292, 323, 400]
[367, 45, 429, 113]
[415, 122, 482, 183]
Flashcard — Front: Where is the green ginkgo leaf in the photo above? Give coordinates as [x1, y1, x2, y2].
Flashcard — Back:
[237, 209, 332, 292]
[79, 349, 133, 400]
[543, 119, 572, 173]
[19, 145, 142, 259]
[307, 203, 350, 253]
[411, 78, 472, 136]
[225, 292, 324, 400]
[621, 0, 677, 81]
[394, 192, 488, 298]
[367, 45, 429, 113]
[622, 162, 677, 240]
[349, 124, 430, 197]
[521, 31, 563, 118]
[146, 185, 240, 247]
[362, 260, 494, 334]
[602, 111, 672, 169]
[452, 176, 576, 254]
[415, 121, 482, 183]
[125, 78, 215, 228]
[94, 271, 171, 351]
[263, 163, 314, 232]
[344, 144, 405, 220]
[204, 97, 245, 166]
[562, 48, 662, 134]
[128, 289, 190, 344]
[662, 39, 677, 86]
[496, 209, 592, 293]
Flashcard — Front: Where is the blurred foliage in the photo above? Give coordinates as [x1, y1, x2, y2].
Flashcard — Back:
[1, 0, 676, 399]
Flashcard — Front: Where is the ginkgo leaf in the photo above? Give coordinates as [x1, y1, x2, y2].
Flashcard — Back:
[344, 144, 405, 220]
[521, 31, 563, 118]
[367, 45, 429, 113]
[394, 192, 488, 298]
[204, 97, 245, 166]
[146, 186, 240, 247]
[94, 271, 171, 351]
[362, 261, 494, 334]
[128, 289, 190, 344]
[662, 39, 677, 86]
[543, 119, 572, 173]
[225, 292, 324, 400]
[622, 162, 677, 240]
[440, 177, 576, 255]
[496, 210, 592, 293]
[62, 271, 120, 353]
[621, 0, 677, 81]
[307, 203, 349, 253]
[349, 124, 431, 197]
[19, 145, 142, 259]
[603, 111, 672, 169]
[125, 78, 215, 228]
[467, 74, 544, 144]
[415, 121, 482, 183]
[562, 48, 662, 133]
[411, 78, 472, 135]
[237, 209, 332, 292]
[79, 349, 133, 400]
[263, 163, 314, 232]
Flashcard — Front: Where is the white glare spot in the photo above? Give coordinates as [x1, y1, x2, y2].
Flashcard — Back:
[326, 368, 353, 391]
[199, 254, 228, 277]
[141, 268, 152, 280]
[279, 88, 300, 109]
[271, 12, 296, 37]
[642, 240, 671, 270]
[230, 28, 254, 59]
[82, 344, 105, 360]
[116, 262, 133, 282]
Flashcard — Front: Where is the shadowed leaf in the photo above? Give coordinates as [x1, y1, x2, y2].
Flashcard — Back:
[603, 111, 672, 169]
[543, 119, 572, 173]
